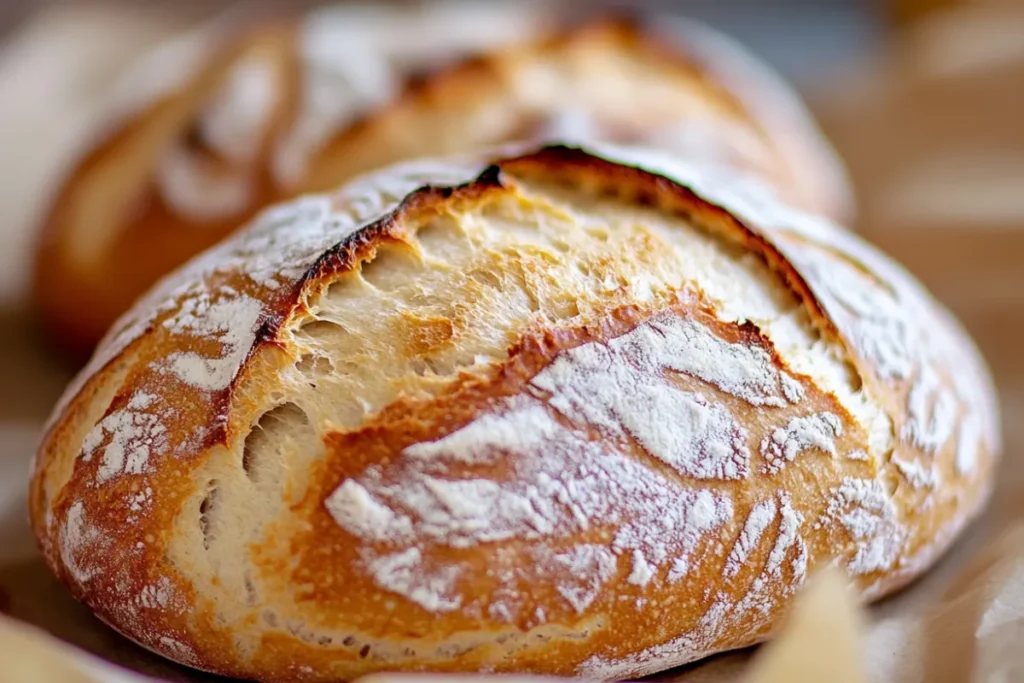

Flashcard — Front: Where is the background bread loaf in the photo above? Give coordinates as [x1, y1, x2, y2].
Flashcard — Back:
[30, 143, 995, 682]
[32, 6, 850, 358]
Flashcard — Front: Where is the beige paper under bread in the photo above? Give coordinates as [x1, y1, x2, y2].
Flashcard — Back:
[0, 3, 1022, 683]
[745, 569, 865, 683]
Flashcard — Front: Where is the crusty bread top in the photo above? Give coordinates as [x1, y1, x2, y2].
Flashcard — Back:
[34, 8, 851, 359]
[31, 1, 550, 358]
[307, 14, 851, 221]
[32, 143, 994, 681]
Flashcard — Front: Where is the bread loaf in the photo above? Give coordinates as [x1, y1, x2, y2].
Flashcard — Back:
[32, 7, 851, 358]
[30, 142, 995, 682]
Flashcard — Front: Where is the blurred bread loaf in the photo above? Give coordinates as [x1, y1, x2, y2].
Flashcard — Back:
[32, 5, 850, 358]
[31, 142, 994, 682]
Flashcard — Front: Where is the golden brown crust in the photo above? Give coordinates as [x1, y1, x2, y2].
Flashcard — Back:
[32, 10, 849, 359]
[31, 143, 994, 681]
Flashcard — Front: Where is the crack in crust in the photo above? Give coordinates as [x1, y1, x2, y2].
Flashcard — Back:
[33, 10, 850, 358]
[31, 143, 996, 682]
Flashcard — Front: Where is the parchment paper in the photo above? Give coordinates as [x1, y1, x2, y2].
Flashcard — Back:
[2, 3, 1023, 682]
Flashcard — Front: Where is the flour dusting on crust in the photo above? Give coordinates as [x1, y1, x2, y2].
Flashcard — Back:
[365, 548, 462, 613]
[552, 545, 618, 613]
[531, 314, 758, 480]
[761, 412, 842, 474]
[902, 365, 958, 453]
[59, 502, 103, 585]
[893, 456, 940, 490]
[821, 478, 905, 575]
[579, 493, 807, 680]
[956, 414, 982, 477]
[163, 295, 264, 391]
[79, 392, 166, 483]
[277, 1, 544, 185]
[39, 141, 998, 682]
[327, 395, 734, 613]
[50, 156, 485, 438]
[723, 499, 776, 578]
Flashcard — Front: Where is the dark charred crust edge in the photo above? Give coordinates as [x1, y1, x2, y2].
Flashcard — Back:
[236, 143, 847, 430]
[47, 142, 846, 476]
[299, 164, 509, 289]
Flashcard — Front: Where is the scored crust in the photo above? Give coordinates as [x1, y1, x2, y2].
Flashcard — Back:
[30, 144, 994, 682]
[32, 7, 850, 358]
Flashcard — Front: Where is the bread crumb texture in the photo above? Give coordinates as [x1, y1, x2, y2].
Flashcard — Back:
[31, 143, 997, 682]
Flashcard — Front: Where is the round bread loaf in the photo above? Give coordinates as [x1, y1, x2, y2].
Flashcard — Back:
[30, 143, 991, 682]
[32, 7, 851, 358]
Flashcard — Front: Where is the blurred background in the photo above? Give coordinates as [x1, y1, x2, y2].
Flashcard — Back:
[0, 0, 888, 81]
[1, 0, 1024, 679]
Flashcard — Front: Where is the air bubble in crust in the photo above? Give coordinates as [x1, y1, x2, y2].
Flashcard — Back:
[242, 403, 310, 482]
[198, 480, 220, 550]
[359, 244, 423, 291]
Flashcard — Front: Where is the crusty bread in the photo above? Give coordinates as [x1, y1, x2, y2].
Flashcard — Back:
[32, 7, 850, 359]
[30, 143, 995, 682]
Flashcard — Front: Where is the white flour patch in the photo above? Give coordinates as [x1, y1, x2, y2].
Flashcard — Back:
[618, 386, 749, 481]
[128, 487, 153, 512]
[894, 456, 940, 490]
[902, 365, 957, 453]
[579, 492, 807, 682]
[795, 255, 915, 382]
[158, 637, 198, 666]
[633, 493, 807, 680]
[819, 478, 905, 575]
[530, 313, 763, 481]
[156, 146, 252, 221]
[198, 56, 278, 165]
[956, 413, 982, 477]
[60, 502, 102, 585]
[325, 480, 414, 541]
[780, 373, 806, 403]
[365, 548, 461, 613]
[327, 396, 733, 613]
[766, 495, 805, 577]
[627, 549, 656, 587]
[163, 295, 263, 391]
[489, 602, 514, 623]
[723, 499, 776, 578]
[761, 412, 842, 474]
[551, 545, 618, 614]
[613, 315, 802, 408]
[80, 392, 166, 483]
[403, 406, 562, 465]
[138, 577, 174, 610]
[668, 557, 690, 583]
[644, 316, 801, 407]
